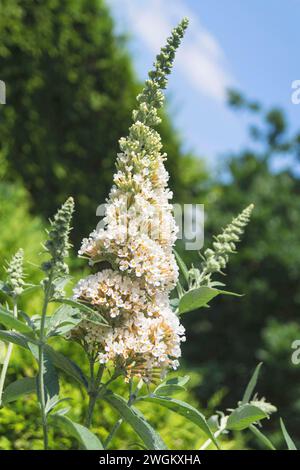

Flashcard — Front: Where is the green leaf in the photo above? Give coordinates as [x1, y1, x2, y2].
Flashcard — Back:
[2, 377, 37, 405]
[241, 362, 263, 405]
[46, 305, 81, 337]
[178, 287, 240, 314]
[178, 287, 219, 314]
[227, 404, 268, 431]
[249, 424, 276, 450]
[0, 329, 38, 349]
[154, 385, 186, 396]
[44, 345, 88, 388]
[50, 414, 103, 450]
[52, 299, 109, 327]
[280, 418, 297, 450]
[141, 395, 218, 449]
[0, 307, 34, 334]
[173, 249, 189, 284]
[154, 375, 190, 396]
[43, 351, 60, 414]
[104, 391, 167, 450]
[159, 375, 190, 387]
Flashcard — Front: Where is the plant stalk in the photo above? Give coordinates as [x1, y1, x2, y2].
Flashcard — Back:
[38, 274, 53, 450]
[85, 362, 105, 428]
[199, 423, 226, 450]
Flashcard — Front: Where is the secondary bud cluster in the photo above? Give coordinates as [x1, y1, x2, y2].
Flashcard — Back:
[202, 204, 254, 279]
[5, 249, 25, 297]
[41, 197, 74, 296]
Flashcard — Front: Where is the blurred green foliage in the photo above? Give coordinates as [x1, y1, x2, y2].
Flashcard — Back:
[0, 182, 43, 282]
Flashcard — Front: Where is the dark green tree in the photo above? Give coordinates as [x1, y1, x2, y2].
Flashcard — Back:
[0, 0, 205, 247]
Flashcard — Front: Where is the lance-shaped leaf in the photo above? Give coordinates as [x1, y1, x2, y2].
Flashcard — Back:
[280, 418, 297, 450]
[173, 249, 189, 284]
[141, 395, 218, 449]
[0, 306, 34, 334]
[0, 329, 39, 349]
[42, 351, 60, 414]
[44, 345, 88, 388]
[104, 391, 167, 450]
[0, 328, 87, 388]
[178, 286, 241, 315]
[226, 404, 268, 431]
[249, 424, 276, 450]
[2, 377, 37, 405]
[50, 414, 103, 450]
[241, 362, 263, 405]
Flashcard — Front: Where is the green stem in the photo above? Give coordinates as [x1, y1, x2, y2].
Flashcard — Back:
[199, 426, 225, 450]
[85, 362, 105, 428]
[38, 274, 53, 450]
[199, 415, 227, 450]
[0, 300, 17, 407]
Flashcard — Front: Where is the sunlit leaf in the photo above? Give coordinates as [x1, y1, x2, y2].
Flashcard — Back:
[104, 391, 167, 450]
[241, 362, 263, 405]
[178, 286, 241, 314]
[227, 404, 267, 431]
[2, 377, 37, 405]
[141, 395, 218, 449]
[51, 414, 103, 450]
[0, 307, 34, 334]
[280, 418, 297, 450]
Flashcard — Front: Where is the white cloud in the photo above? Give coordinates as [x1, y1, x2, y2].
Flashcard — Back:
[108, 0, 236, 102]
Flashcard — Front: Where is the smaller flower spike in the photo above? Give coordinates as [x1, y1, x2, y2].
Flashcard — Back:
[41, 197, 74, 295]
[5, 249, 25, 297]
[201, 204, 254, 284]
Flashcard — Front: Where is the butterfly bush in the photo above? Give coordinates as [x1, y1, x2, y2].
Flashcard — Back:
[73, 20, 189, 382]
[0, 17, 287, 451]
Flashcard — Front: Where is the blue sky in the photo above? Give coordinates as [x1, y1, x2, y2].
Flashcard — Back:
[108, 0, 299, 169]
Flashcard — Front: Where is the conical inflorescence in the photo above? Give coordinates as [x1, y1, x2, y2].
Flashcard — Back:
[73, 19, 189, 382]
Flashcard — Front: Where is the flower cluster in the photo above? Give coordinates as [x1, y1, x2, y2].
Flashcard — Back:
[41, 197, 74, 296]
[73, 270, 185, 379]
[74, 20, 188, 381]
[5, 249, 25, 297]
